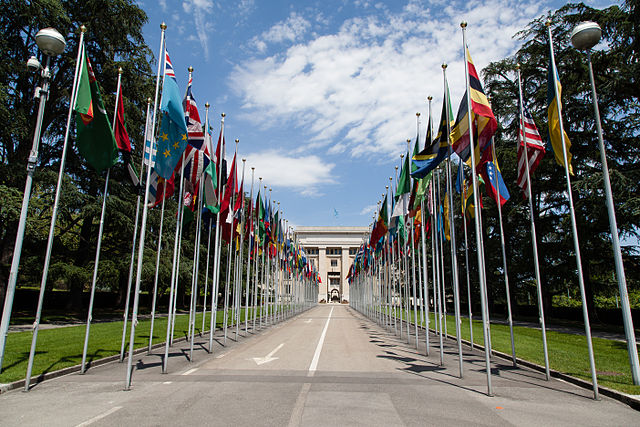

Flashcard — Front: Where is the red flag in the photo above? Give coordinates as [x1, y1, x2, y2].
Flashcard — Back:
[114, 89, 131, 153]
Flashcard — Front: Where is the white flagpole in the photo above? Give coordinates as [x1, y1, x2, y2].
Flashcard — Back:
[461, 22, 492, 396]
[235, 158, 247, 340]
[442, 64, 464, 377]
[245, 167, 255, 331]
[209, 113, 226, 352]
[189, 170, 205, 360]
[547, 20, 598, 399]
[80, 66, 123, 373]
[148, 196, 165, 353]
[421, 96, 433, 355]
[223, 140, 239, 345]
[201, 102, 212, 333]
[461, 181, 474, 349]
[24, 28, 86, 391]
[125, 22, 166, 390]
[516, 64, 549, 378]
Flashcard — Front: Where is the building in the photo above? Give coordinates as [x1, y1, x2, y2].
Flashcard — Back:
[294, 226, 369, 303]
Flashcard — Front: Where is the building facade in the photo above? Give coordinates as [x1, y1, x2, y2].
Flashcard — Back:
[294, 226, 369, 303]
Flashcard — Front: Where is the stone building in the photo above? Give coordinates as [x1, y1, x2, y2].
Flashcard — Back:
[293, 226, 369, 303]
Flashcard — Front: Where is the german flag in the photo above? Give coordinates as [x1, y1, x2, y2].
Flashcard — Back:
[450, 48, 497, 169]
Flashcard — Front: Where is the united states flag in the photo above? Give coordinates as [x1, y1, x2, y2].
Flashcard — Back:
[517, 105, 545, 197]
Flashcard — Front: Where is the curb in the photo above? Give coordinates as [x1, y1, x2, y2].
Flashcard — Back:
[368, 314, 640, 411]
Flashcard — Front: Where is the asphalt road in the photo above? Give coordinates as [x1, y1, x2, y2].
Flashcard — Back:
[0, 304, 638, 426]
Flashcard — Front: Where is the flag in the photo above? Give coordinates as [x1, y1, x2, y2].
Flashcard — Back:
[411, 88, 451, 179]
[155, 50, 188, 179]
[462, 178, 475, 219]
[481, 152, 510, 207]
[148, 168, 175, 208]
[370, 196, 388, 247]
[547, 49, 573, 175]
[113, 88, 140, 187]
[517, 105, 546, 196]
[391, 153, 411, 218]
[183, 75, 206, 152]
[203, 155, 218, 213]
[450, 48, 497, 168]
[143, 104, 156, 167]
[74, 50, 118, 173]
[174, 144, 210, 192]
[214, 128, 227, 194]
[443, 191, 451, 241]
[455, 158, 464, 194]
[257, 190, 265, 244]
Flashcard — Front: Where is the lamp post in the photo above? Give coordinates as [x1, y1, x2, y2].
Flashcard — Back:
[571, 21, 640, 385]
[0, 28, 66, 373]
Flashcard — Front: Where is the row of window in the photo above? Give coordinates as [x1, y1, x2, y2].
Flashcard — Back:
[303, 247, 358, 255]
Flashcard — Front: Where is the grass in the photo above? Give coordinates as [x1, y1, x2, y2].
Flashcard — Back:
[378, 308, 640, 395]
[0, 307, 267, 384]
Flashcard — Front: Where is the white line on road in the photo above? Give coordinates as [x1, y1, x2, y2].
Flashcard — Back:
[162, 381, 172, 385]
[182, 368, 198, 376]
[309, 306, 333, 374]
[216, 353, 226, 359]
[75, 406, 122, 427]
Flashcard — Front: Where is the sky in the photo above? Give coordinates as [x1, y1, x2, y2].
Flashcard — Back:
[137, 0, 613, 230]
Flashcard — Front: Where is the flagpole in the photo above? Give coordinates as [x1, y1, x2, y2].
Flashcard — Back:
[148, 196, 165, 353]
[253, 177, 263, 332]
[80, 66, 123, 373]
[432, 174, 444, 365]
[436, 169, 448, 340]
[209, 113, 226, 352]
[24, 28, 86, 391]
[461, 181, 474, 349]
[235, 158, 247, 340]
[516, 64, 550, 379]
[189, 168, 205, 361]
[125, 22, 166, 389]
[547, 20, 598, 399]
[245, 167, 255, 331]
[120, 97, 152, 362]
[223, 140, 239, 345]
[201, 102, 212, 334]
[442, 64, 464, 377]
[461, 22, 492, 396]
[421, 96, 433, 355]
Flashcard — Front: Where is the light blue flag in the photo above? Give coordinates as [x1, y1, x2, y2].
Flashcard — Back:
[155, 50, 188, 179]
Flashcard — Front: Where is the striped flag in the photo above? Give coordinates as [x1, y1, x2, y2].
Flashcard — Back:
[517, 105, 545, 197]
[183, 75, 206, 152]
[174, 144, 210, 191]
[148, 168, 175, 208]
[143, 104, 156, 167]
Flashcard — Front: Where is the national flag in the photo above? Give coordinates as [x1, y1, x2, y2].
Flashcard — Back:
[455, 157, 464, 194]
[214, 128, 227, 194]
[74, 50, 118, 173]
[113, 88, 140, 187]
[480, 151, 510, 207]
[147, 168, 175, 208]
[391, 153, 411, 218]
[450, 48, 497, 168]
[517, 105, 546, 196]
[257, 189, 265, 244]
[183, 75, 206, 152]
[370, 196, 388, 247]
[203, 155, 218, 213]
[443, 191, 451, 241]
[411, 88, 451, 179]
[143, 104, 156, 167]
[174, 144, 210, 192]
[547, 48, 573, 174]
[155, 50, 188, 180]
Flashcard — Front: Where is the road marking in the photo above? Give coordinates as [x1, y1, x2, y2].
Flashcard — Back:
[251, 343, 284, 365]
[182, 368, 198, 376]
[309, 306, 333, 373]
[163, 381, 172, 385]
[216, 353, 226, 359]
[304, 319, 312, 323]
[287, 383, 311, 427]
[75, 406, 122, 427]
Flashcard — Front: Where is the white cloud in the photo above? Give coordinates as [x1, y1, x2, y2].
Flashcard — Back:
[182, 0, 214, 60]
[244, 150, 336, 196]
[231, 0, 547, 159]
[250, 12, 311, 52]
[359, 204, 377, 216]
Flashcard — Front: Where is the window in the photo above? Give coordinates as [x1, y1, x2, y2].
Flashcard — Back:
[327, 248, 342, 255]
[305, 247, 318, 255]
[349, 248, 357, 255]
[330, 260, 338, 267]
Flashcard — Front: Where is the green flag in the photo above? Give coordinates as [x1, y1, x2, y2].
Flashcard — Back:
[74, 51, 118, 173]
[396, 152, 411, 197]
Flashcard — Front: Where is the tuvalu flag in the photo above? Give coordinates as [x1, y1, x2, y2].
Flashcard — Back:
[74, 50, 118, 173]
[547, 47, 573, 175]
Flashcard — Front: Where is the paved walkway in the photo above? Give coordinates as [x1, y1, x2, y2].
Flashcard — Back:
[0, 305, 638, 426]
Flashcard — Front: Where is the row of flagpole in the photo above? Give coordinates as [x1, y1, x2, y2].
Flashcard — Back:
[349, 20, 638, 399]
[0, 22, 321, 391]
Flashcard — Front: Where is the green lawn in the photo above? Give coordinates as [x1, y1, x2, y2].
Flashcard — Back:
[0, 307, 265, 384]
[377, 308, 640, 395]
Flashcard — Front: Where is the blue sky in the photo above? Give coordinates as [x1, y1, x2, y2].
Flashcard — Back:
[137, 0, 611, 229]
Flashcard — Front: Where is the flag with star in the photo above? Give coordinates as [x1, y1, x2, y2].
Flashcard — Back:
[155, 50, 188, 180]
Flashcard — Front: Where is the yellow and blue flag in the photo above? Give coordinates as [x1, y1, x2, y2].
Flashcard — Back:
[155, 50, 188, 179]
[547, 49, 573, 175]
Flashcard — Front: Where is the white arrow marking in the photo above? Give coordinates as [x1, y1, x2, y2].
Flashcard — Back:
[304, 319, 312, 323]
[251, 343, 284, 365]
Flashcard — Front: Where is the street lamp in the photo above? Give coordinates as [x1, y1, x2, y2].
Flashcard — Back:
[0, 28, 66, 372]
[571, 21, 640, 385]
